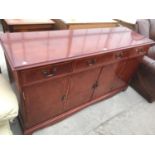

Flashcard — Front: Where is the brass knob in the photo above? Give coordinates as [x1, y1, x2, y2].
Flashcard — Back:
[136, 48, 144, 53]
[116, 52, 124, 59]
[42, 67, 57, 78]
[87, 59, 96, 66]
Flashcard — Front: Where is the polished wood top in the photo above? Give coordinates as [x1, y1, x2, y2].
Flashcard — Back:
[61, 19, 117, 24]
[4, 19, 55, 25]
[0, 27, 154, 70]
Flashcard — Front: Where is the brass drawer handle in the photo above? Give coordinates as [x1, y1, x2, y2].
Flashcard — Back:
[139, 48, 144, 54]
[42, 71, 55, 77]
[42, 68, 57, 78]
[87, 59, 96, 66]
[116, 52, 124, 59]
[136, 48, 144, 54]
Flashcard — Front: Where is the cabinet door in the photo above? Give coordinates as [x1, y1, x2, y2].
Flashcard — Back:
[23, 77, 69, 128]
[110, 57, 141, 90]
[65, 68, 101, 111]
[121, 57, 141, 82]
[92, 64, 117, 99]
[92, 57, 141, 99]
[109, 61, 127, 90]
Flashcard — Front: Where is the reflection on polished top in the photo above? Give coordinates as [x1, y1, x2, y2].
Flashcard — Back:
[0, 27, 154, 70]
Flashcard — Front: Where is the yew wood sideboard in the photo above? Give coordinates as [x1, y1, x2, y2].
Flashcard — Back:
[0, 27, 154, 134]
[1, 19, 55, 32]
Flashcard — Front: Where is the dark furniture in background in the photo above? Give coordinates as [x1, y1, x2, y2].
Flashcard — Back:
[131, 19, 155, 103]
[1, 19, 56, 32]
[0, 27, 154, 134]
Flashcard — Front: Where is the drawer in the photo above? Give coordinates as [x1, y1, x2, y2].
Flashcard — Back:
[114, 50, 133, 60]
[21, 62, 73, 84]
[74, 56, 99, 71]
[132, 46, 148, 56]
[74, 53, 117, 71]
[115, 47, 148, 60]
[98, 52, 116, 65]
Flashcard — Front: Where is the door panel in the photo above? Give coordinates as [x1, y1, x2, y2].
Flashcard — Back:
[93, 57, 141, 99]
[23, 77, 69, 128]
[111, 57, 141, 90]
[110, 61, 127, 90]
[92, 64, 117, 99]
[65, 68, 101, 111]
[120, 57, 141, 82]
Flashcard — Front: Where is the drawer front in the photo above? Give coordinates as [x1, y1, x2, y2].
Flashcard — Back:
[21, 62, 73, 84]
[74, 56, 99, 71]
[115, 47, 148, 60]
[131, 46, 148, 57]
[98, 52, 116, 65]
[74, 52, 119, 71]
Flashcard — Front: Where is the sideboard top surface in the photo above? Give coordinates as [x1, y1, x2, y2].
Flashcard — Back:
[0, 27, 154, 70]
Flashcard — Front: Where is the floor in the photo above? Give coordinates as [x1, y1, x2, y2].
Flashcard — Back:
[0, 22, 155, 135]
